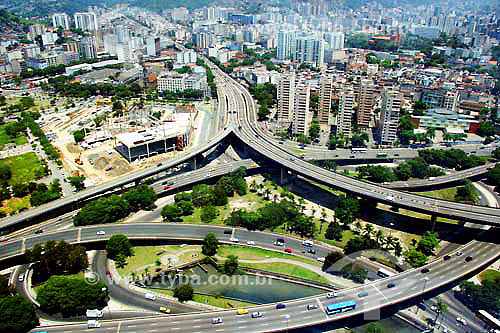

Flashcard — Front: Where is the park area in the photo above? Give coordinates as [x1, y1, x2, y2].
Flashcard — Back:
[0, 152, 47, 185]
[0, 123, 27, 150]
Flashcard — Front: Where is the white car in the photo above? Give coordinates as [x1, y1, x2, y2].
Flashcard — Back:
[18, 275, 24, 282]
[456, 250, 464, 256]
[230, 238, 240, 243]
[145, 293, 156, 301]
[456, 317, 467, 325]
[96, 231, 105, 236]
[316, 257, 326, 262]
[246, 240, 255, 245]
[326, 292, 338, 298]
[386, 195, 394, 201]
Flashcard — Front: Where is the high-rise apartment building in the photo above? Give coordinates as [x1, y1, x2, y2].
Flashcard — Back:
[292, 82, 311, 136]
[277, 72, 296, 126]
[318, 76, 334, 125]
[324, 32, 344, 50]
[277, 31, 295, 61]
[52, 13, 70, 30]
[78, 36, 97, 59]
[336, 86, 355, 139]
[192, 32, 209, 49]
[420, 88, 459, 112]
[379, 89, 403, 145]
[292, 36, 325, 67]
[74, 12, 98, 31]
[146, 37, 160, 56]
[356, 81, 378, 129]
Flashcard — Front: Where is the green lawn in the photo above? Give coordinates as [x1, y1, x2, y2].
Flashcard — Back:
[479, 269, 500, 284]
[147, 288, 257, 309]
[241, 262, 330, 285]
[0, 152, 47, 185]
[0, 123, 28, 150]
[117, 245, 182, 276]
[416, 187, 459, 202]
[217, 245, 321, 266]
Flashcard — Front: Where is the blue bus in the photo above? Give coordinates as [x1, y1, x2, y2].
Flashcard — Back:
[325, 300, 357, 315]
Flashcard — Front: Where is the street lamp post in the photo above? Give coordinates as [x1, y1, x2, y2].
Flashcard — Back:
[416, 277, 430, 314]
[284, 314, 290, 333]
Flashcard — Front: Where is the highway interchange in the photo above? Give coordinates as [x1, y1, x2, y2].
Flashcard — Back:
[0, 55, 499, 332]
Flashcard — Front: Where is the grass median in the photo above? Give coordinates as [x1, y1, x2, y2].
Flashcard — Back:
[240, 262, 330, 285]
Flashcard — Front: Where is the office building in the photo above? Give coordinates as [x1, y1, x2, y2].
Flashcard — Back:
[228, 14, 256, 25]
[356, 81, 378, 129]
[157, 72, 208, 94]
[318, 76, 334, 125]
[292, 37, 325, 67]
[336, 86, 355, 139]
[74, 12, 98, 31]
[379, 89, 403, 145]
[176, 50, 197, 64]
[277, 72, 296, 126]
[192, 32, 209, 49]
[420, 88, 459, 112]
[146, 37, 160, 57]
[292, 82, 311, 136]
[52, 13, 70, 30]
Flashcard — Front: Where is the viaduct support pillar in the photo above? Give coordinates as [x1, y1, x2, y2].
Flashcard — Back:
[280, 168, 285, 185]
[431, 215, 437, 232]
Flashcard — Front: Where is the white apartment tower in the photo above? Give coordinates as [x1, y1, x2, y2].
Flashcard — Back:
[277, 72, 296, 126]
[74, 12, 98, 31]
[324, 32, 344, 50]
[319, 76, 333, 125]
[336, 86, 355, 139]
[292, 37, 325, 67]
[379, 89, 403, 145]
[277, 31, 295, 61]
[52, 13, 70, 30]
[292, 82, 311, 136]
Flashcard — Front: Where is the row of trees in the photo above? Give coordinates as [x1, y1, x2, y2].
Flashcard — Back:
[249, 83, 277, 120]
[357, 158, 445, 183]
[161, 167, 248, 222]
[418, 148, 487, 170]
[404, 231, 440, 267]
[74, 184, 157, 226]
[160, 89, 204, 101]
[44, 76, 142, 99]
[21, 111, 60, 161]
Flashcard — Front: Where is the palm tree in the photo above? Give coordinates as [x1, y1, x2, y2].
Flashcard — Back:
[393, 241, 403, 257]
[435, 300, 447, 329]
[144, 267, 150, 278]
[320, 209, 328, 232]
[374, 229, 384, 247]
[354, 221, 362, 233]
[363, 224, 374, 238]
[311, 208, 317, 219]
[250, 179, 258, 192]
[264, 188, 271, 200]
[273, 193, 278, 203]
[384, 235, 396, 250]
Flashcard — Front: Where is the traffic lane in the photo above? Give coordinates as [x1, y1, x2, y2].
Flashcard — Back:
[80, 224, 234, 242]
[25, 229, 78, 248]
[92, 251, 197, 315]
[0, 239, 22, 258]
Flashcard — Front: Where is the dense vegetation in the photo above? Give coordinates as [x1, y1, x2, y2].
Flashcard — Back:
[249, 83, 277, 120]
[0, 295, 39, 333]
[457, 278, 500, 315]
[43, 76, 142, 99]
[73, 184, 157, 226]
[36, 276, 108, 317]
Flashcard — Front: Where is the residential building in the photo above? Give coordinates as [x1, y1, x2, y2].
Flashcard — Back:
[420, 88, 459, 112]
[192, 32, 209, 49]
[74, 12, 98, 31]
[172, 7, 189, 21]
[176, 50, 197, 64]
[78, 36, 97, 59]
[52, 13, 70, 30]
[292, 36, 325, 67]
[324, 32, 344, 50]
[146, 37, 160, 57]
[292, 81, 311, 136]
[277, 72, 296, 126]
[318, 76, 334, 125]
[379, 89, 403, 145]
[336, 86, 355, 139]
[228, 14, 256, 25]
[277, 31, 295, 61]
[356, 80, 378, 129]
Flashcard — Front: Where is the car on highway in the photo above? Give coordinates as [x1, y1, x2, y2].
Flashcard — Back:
[307, 248, 316, 254]
[358, 291, 369, 298]
[307, 304, 318, 310]
[456, 250, 463, 256]
[246, 240, 255, 245]
[145, 293, 156, 301]
[251, 311, 263, 318]
[456, 317, 467, 325]
[96, 231, 105, 236]
[34, 229, 43, 234]
[163, 185, 172, 190]
[465, 256, 473, 262]
[284, 247, 292, 253]
[274, 238, 285, 246]
[316, 257, 325, 262]
[289, 157, 295, 161]
[18, 275, 24, 282]
[236, 308, 248, 315]
[224, 229, 232, 234]
[302, 240, 314, 247]
[212, 317, 223, 324]
[159, 306, 171, 313]
[444, 255, 451, 260]
[421, 268, 430, 273]
[387, 282, 396, 288]
[230, 237, 240, 243]
[326, 292, 338, 298]
[386, 195, 394, 201]
[276, 303, 286, 309]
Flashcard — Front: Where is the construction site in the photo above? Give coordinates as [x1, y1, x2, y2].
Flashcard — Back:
[41, 99, 199, 185]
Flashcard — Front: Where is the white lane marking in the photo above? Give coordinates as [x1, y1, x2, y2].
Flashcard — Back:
[117, 322, 121, 333]
[238, 327, 247, 329]
[171, 328, 180, 330]
[193, 326, 201, 328]
[149, 330, 158, 332]
[128, 325, 136, 328]
[216, 329, 224, 332]
[372, 285, 389, 301]
[150, 323, 158, 326]
[193, 319, 202, 322]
